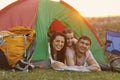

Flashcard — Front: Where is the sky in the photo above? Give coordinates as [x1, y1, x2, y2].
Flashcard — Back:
[0, 0, 16, 10]
[0, 0, 120, 17]
[63, 0, 120, 17]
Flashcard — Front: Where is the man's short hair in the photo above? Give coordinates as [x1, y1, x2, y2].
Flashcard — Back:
[78, 36, 92, 45]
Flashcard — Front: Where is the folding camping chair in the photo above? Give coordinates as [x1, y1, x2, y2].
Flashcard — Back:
[105, 30, 120, 59]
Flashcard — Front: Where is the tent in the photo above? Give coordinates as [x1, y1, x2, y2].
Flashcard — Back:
[0, 0, 106, 63]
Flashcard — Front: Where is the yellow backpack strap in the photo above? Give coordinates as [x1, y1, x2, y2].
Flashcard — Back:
[23, 34, 27, 58]
[0, 31, 12, 46]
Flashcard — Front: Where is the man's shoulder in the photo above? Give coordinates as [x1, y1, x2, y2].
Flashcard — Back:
[86, 50, 93, 56]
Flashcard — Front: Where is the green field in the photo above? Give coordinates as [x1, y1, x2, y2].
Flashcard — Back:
[0, 68, 120, 80]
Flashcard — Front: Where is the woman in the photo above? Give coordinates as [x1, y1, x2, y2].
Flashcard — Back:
[48, 31, 67, 69]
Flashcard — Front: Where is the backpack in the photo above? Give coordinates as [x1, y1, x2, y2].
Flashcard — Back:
[110, 58, 120, 72]
[98, 62, 111, 71]
[0, 26, 36, 72]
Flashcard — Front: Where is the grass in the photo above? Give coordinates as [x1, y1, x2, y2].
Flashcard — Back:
[0, 68, 120, 80]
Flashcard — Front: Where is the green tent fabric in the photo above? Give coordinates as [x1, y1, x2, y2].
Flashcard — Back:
[32, 0, 106, 62]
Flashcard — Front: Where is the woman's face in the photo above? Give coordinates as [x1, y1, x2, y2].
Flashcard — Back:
[52, 35, 65, 51]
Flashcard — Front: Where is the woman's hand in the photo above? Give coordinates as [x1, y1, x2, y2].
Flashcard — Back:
[51, 61, 66, 69]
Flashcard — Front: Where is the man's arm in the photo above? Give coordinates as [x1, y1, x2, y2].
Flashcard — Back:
[86, 61, 101, 72]
[86, 52, 101, 72]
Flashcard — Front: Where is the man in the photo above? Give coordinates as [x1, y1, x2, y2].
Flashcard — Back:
[63, 29, 101, 72]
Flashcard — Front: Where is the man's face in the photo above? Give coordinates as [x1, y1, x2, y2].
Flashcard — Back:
[65, 32, 74, 47]
[76, 39, 90, 54]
